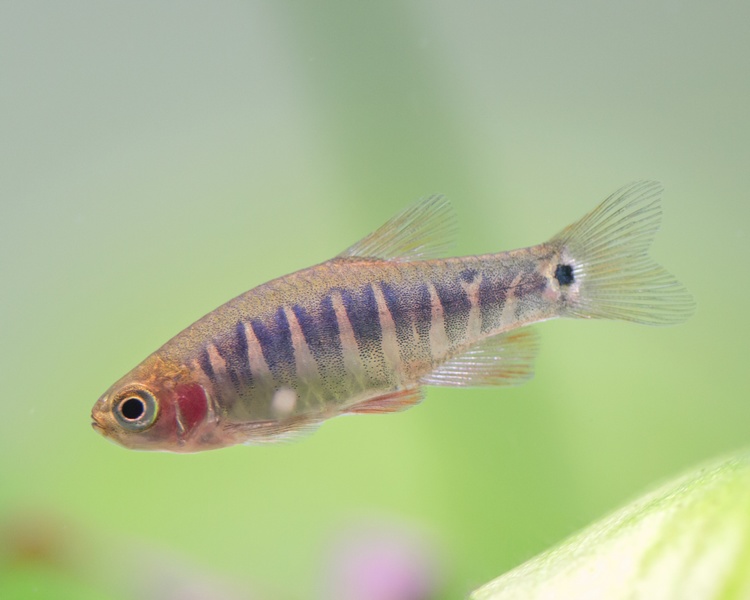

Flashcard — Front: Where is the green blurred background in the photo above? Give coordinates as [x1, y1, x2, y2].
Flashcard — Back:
[1, 2, 748, 598]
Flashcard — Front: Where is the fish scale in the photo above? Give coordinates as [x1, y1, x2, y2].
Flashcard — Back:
[91, 183, 694, 452]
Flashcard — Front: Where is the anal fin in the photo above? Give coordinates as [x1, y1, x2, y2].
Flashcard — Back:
[421, 328, 539, 388]
[346, 387, 424, 415]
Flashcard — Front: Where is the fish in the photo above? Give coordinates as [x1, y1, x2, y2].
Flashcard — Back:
[91, 181, 694, 452]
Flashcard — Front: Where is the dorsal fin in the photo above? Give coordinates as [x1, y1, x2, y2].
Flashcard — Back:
[338, 195, 457, 261]
[420, 328, 539, 388]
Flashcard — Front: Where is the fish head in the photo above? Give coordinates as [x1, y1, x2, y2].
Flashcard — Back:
[91, 354, 219, 452]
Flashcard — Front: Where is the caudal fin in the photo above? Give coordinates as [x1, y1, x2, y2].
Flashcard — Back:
[551, 181, 695, 325]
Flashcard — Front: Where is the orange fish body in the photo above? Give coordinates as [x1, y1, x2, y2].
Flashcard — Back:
[91, 183, 693, 452]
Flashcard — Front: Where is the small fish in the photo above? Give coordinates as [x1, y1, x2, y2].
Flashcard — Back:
[91, 182, 694, 452]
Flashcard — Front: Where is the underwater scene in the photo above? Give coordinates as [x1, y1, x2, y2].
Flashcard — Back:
[2, 2, 749, 599]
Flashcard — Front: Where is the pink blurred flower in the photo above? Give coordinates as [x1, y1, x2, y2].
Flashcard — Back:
[324, 519, 445, 600]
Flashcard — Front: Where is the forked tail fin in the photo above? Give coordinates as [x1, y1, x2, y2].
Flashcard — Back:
[551, 181, 695, 325]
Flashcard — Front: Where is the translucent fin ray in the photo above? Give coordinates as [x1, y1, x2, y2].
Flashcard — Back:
[421, 328, 539, 388]
[345, 387, 424, 414]
[338, 195, 457, 261]
[228, 418, 322, 445]
[552, 181, 695, 325]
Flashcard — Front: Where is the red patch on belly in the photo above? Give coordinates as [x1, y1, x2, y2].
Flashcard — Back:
[174, 383, 208, 435]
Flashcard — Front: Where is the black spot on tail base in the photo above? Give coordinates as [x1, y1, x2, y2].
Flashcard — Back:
[555, 264, 575, 286]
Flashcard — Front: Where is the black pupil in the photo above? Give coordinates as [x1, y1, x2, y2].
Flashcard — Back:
[555, 263, 575, 286]
[120, 397, 145, 420]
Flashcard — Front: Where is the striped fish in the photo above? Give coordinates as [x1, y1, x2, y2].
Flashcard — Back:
[91, 182, 694, 452]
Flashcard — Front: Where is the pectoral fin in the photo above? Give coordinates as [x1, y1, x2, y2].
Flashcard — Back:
[345, 386, 425, 415]
[226, 417, 323, 445]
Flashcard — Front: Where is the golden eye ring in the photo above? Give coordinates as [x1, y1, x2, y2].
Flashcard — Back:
[114, 389, 158, 430]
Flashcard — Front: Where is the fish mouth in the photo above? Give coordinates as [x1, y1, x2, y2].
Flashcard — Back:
[91, 411, 106, 432]
[91, 393, 109, 432]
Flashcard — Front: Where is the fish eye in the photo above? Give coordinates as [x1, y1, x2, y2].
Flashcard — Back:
[114, 389, 158, 430]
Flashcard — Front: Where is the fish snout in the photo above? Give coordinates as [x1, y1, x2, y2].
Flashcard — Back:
[90, 394, 109, 432]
